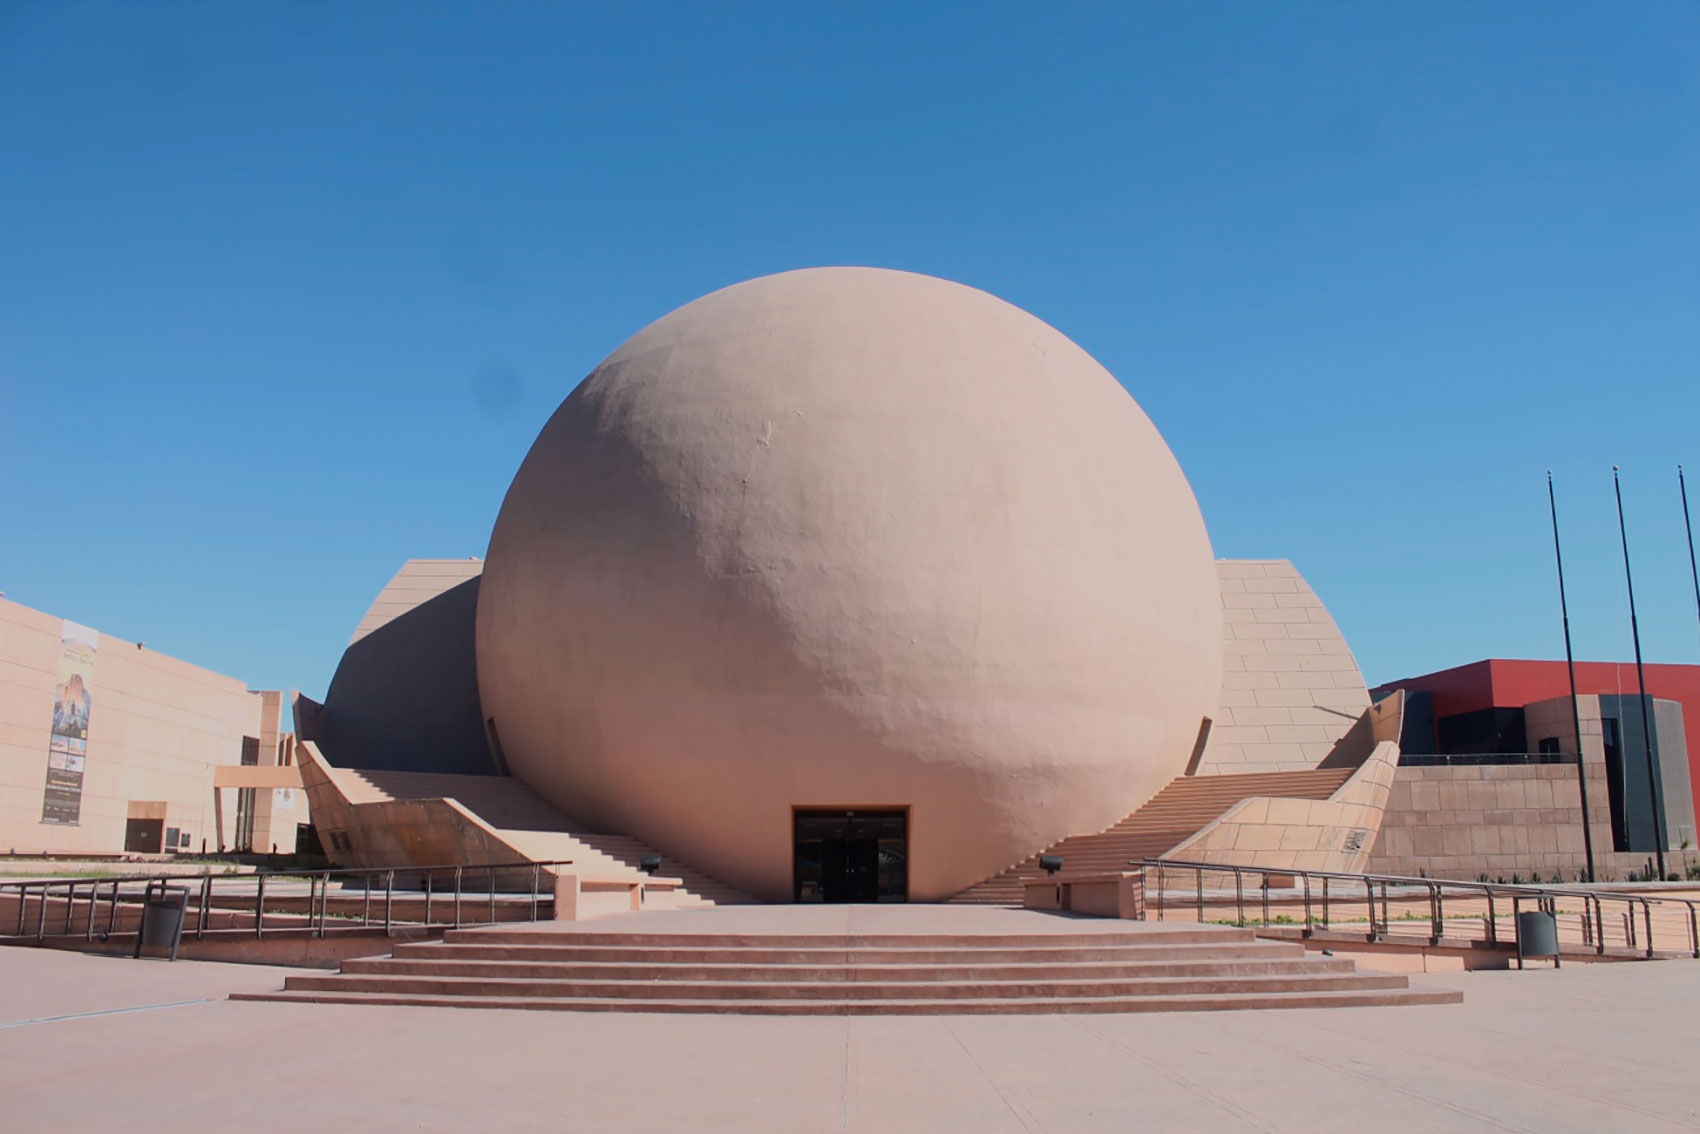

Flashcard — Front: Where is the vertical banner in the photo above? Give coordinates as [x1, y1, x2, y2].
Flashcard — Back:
[41, 620, 98, 825]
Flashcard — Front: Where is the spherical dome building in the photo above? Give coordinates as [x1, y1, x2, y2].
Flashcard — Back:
[475, 267, 1221, 901]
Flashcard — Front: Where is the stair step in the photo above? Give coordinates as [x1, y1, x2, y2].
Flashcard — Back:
[391, 942, 1307, 965]
[441, 927, 1255, 948]
[232, 986, 1461, 1015]
[279, 972, 1414, 1000]
[343, 957, 1358, 981]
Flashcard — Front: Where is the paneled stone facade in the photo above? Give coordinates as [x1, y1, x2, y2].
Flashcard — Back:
[1368, 762, 1629, 882]
[1197, 560, 1370, 775]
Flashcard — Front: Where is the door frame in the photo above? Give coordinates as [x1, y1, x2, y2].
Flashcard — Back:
[791, 804, 910, 903]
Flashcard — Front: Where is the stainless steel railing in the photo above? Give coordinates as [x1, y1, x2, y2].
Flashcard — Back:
[0, 859, 575, 945]
[1135, 857, 1700, 960]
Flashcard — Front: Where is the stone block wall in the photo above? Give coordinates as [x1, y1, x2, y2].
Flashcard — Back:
[1363, 762, 1673, 882]
[1197, 560, 1371, 774]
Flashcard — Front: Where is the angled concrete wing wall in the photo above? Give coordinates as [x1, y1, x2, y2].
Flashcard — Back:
[332, 797, 534, 871]
[1316, 687, 1406, 773]
[291, 690, 327, 746]
[297, 740, 533, 870]
[295, 741, 748, 904]
[318, 560, 496, 776]
[1164, 726, 1401, 875]
[1198, 560, 1371, 775]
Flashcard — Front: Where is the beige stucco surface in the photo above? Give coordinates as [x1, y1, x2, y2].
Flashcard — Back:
[477, 267, 1222, 901]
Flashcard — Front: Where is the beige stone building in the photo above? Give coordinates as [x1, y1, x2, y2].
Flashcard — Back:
[0, 596, 306, 857]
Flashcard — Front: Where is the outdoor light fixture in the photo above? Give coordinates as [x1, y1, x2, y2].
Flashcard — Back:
[1039, 854, 1064, 875]
[639, 854, 662, 875]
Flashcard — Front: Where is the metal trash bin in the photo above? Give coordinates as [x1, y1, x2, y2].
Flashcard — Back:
[1516, 908, 1560, 970]
[133, 883, 189, 961]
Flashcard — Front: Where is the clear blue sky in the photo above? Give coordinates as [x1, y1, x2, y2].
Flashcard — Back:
[3, 3, 1698, 699]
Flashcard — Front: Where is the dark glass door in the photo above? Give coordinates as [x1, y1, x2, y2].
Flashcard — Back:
[794, 809, 906, 902]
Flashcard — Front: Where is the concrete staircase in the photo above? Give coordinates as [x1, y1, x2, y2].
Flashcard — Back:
[949, 769, 1354, 905]
[234, 924, 1459, 1015]
[340, 769, 753, 907]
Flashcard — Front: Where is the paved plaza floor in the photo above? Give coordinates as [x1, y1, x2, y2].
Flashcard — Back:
[2, 921, 1697, 1132]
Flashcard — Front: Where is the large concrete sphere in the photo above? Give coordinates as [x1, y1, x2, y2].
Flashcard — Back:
[475, 268, 1221, 901]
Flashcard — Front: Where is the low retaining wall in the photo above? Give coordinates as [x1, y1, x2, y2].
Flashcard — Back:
[1022, 872, 1145, 919]
[1367, 763, 1690, 882]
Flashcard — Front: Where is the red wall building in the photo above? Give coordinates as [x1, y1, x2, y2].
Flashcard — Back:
[1372, 659, 1700, 827]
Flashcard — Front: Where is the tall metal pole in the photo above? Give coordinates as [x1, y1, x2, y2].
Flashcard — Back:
[1548, 472, 1596, 881]
[1682, 465, 1700, 647]
[1614, 466, 1666, 880]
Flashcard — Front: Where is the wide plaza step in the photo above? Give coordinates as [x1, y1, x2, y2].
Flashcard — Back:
[232, 921, 1460, 1016]
[340, 956, 1360, 982]
[276, 971, 1414, 1001]
[383, 941, 1309, 965]
[439, 926, 1260, 948]
[233, 987, 1462, 1015]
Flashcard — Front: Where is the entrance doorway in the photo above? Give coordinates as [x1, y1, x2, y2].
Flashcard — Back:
[793, 809, 907, 902]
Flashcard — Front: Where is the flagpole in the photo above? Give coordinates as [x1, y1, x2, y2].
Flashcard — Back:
[1548, 472, 1596, 881]
[1683, 465, 1700, 648]
[1614, 466, 1667, 880]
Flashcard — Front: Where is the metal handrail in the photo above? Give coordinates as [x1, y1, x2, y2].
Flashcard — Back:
[1398, 752, 1572, 767]
[0, 858, 577, 945]
[1137, 856, 1700, 960]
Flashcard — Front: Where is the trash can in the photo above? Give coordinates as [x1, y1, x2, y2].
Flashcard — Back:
[134, 884, 189, 961]
[1516, 909, 1560, 970]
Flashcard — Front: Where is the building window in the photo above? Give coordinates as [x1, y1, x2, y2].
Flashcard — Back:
[1602, 717, 1629, 853]
[234, 788, 257, 852]
[1538, 736, 1561, 755]
[240, 736, 260, 766]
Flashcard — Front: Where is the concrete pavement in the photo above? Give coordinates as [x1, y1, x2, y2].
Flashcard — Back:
[1, 945, 1695, 1132]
